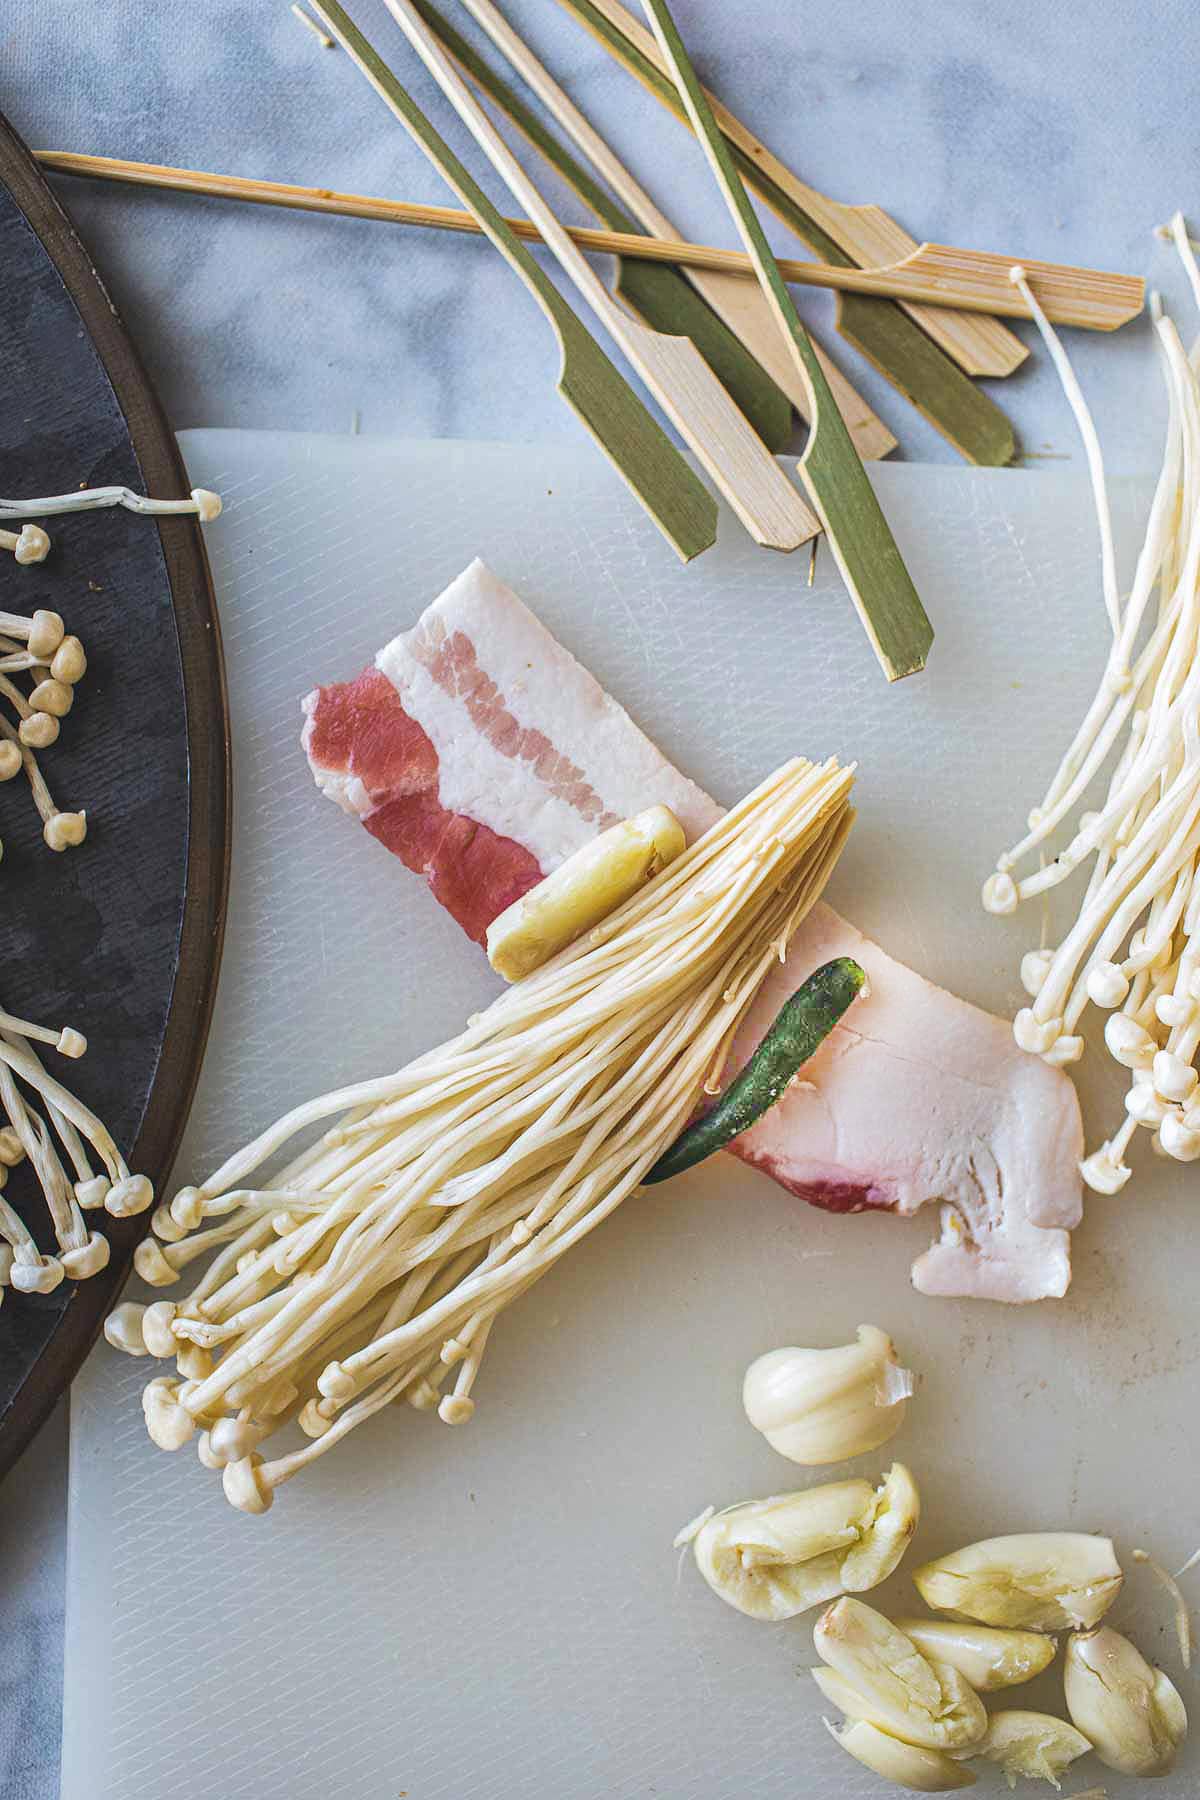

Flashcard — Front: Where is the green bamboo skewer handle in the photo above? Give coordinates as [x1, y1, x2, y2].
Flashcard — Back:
[406, 0, 794, 453]
[554, 0, 1015, 469]
[311, 0, 717, 563]
[640, 0, 933, 682]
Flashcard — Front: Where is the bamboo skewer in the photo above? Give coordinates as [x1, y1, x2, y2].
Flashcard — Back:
[552, 0, 1016, 467]
[556, 0, 1027, 377]
[37, 151, 1144, 332]
[640, 0, 933, 684]
[408, 0, 797, 455]
[308, 2, 717, 562]
[437, 0, 894, 460]
[370, 0, 821, 552]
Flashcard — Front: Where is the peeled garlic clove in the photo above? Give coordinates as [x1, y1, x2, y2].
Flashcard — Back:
[1064, 1626, 1187, 1777]
[826, 1717, 976, 1792]
[913, 1532, 1123, 1631]
[814, 1597, 987, 1752]
[951, 1709, 1092, 1785]
[894, 1619, 1056, 1692]
[742, 1324, 913, 1465]
[692, 1479, 875, 1620]
[840, 1463, 920, 1592]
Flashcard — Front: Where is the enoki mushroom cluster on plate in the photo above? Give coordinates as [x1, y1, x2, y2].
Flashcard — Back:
[0, 1000, 153, 1300]
[105, 757, 855, 1516]
[0, 480, 222, 862]
[0, 606, 88, 858]
[984, 218, 1200, 1192]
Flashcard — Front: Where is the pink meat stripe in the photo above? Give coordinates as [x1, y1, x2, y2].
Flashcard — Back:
[303, 560, 1084, 1303]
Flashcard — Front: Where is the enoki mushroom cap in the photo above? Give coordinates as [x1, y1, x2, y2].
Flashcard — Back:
[223, 1453, 274, 1515]
[106, 1173, 153, 1217]
[982, 871, 1020, 915]
[133, 1236, 179, 1286]
[75, 1175, 110, 1209]
[142, 1376, 196, 1451]
[191, 488, 222, 523]
[1159, 1111, 1200, 1162]
[13, 524, 51, 566]
[28, 677, 73, 719]
[0, 1127, 24, 1166]
[169, 1186, 205, 1232]
[141, 1299, 179, 1358]
[1080, 1144, 1133, 1194]
[10, 1253, 65, 1294]
[20, 713, 58, 749]
[150, 1201, 187, 1242]
[0, 741, 20, 782]
[59, 1231, 110, 1280]
[438, 1395, 475, 1425]
[104, 1301, 149, 1356]
[49, 636, 86, 685]
[26, 610, 64, 659]
[208, 1416, 265, 1466]
[43, 810, 86, 852]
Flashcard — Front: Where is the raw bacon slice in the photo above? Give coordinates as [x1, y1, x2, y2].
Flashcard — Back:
[303, 560, 1083, 1302]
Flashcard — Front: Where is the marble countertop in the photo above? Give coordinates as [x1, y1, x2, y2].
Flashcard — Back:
[2, 1, 1198, 1793]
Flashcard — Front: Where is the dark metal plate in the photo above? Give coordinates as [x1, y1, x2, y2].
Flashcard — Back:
[0, 114, 229, 1477]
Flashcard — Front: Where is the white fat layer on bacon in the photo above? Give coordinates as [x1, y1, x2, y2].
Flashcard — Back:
[329, 559, 1083, 1304]
[374, 559, 717, 870]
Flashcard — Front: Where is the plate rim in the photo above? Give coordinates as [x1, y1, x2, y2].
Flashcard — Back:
[0, 112, 231, 1478]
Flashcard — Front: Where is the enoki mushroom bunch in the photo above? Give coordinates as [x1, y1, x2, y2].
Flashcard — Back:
[984, 219, 1200, 1192]
[0, 999, 153, 1300]
[0, 606, 88, 858]
[0, 480, 222, 862]
[105, 757, 854, 1516]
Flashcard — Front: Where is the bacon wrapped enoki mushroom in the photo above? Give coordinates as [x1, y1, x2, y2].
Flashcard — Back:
[107, 758, 855, 1514]
[0, 1001, 152, 1299]
[985, 223, 1200, 1191]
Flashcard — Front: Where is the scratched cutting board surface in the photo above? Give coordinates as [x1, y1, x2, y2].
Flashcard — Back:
[63, 432, 1197, 1799]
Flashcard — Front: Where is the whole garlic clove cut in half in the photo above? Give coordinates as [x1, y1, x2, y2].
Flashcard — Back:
[912, 1532, 1123, 1631]
[688, 1464, 918, 1621]
[826, 1718, 975, 1791]
[1064, 1626, 1187, 1777]
[813, 1597, 987, 1752]
[742, 1324, 913, 1464]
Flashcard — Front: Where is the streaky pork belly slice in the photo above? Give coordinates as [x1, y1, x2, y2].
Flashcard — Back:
[303, 558, 1083, 1302]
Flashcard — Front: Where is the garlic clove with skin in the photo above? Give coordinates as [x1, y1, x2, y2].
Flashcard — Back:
[1064, 1625, 1187, 1776]
[742, 1323, 913, 1465]
[825, 1718, 976, 1791]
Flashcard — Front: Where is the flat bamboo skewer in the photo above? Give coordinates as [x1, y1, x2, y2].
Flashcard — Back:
[436, 0, 894, 460]
[641, 0, 933, 684]
[551, 0, 1015, 468]
[556, 0, 1026, 378]
[407, 0, 796, 454]
[308, 2, 717, 562]
[37, 152, 1144, 331]
[371, 0, 821, 552]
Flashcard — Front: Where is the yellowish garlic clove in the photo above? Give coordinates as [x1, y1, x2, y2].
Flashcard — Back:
[893, 1619, 1056, 1692]
[688, 1464, 918, 1621]
[949, 1709, 1092, 1784]
[913, 1532, 1123, 1631]
[1064, 1626, 1187, 1777]
[825, 1718, 975, 1792]
[813, 1598, 987, 1752]
[742, 1323, 913, 1465]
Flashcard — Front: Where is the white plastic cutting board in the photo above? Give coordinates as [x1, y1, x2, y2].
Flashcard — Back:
[63, 432, 1197, 1800]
